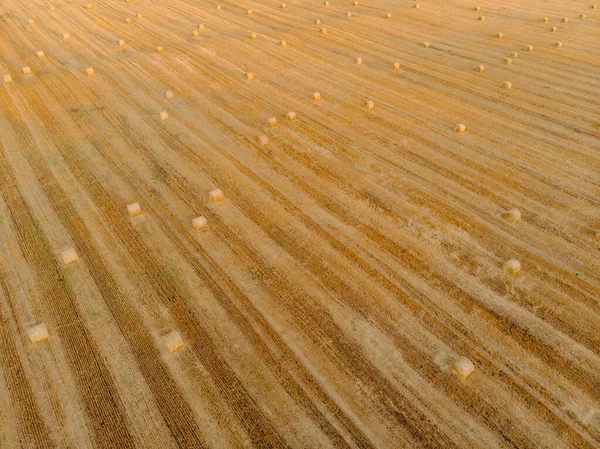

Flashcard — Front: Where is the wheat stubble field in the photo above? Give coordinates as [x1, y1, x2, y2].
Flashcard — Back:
[0, 0, 598, 447]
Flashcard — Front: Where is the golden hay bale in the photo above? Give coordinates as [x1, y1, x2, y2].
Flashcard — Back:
[162, 331, 183, 353]
[63, 33, 71, 40]
[28, 323, 49, 344]
[210, 189, 224, 202]
[28, 19, 35, 25]
[365, 100, 374, 109]
[61, 248, 79, 265]
[3, 74, 12, 83]
[192, 30, 199, 37]
[245, 72, 254, 80]
[267, 117, 277, 127]
[474, 6, 480, 11]
[279, 40, 287, 47]
[159, 111, 169, 121]
[475, 65, 485, 72]
[502, 259, 521, 275]
[156, 46, 164, 53]
[192, 216, 208, 231]
[36, 50, 45, 58]
[495, 32, 503, 38]
[561, 17, 568, 23]
[86, 4, 93, 10]
[127, 202, 142, 216]
[250, 33, 257, 39]
[550, 26, 557, 32]
[413, 4, 419, 8]
[509, 52, 518, 58]
[345, 12, 352, 17]
[320, 28, 327, 34]
[311, 92, 321, 100]
[165, 90, 174, 99]
[315, 19, 321, 24]
[22, 67, 32, 75]
[118, 39, 125, 46]
[393, 62, 400, 70]
[451, 357, 474, 379]
[286, 111, 296, 121]
[247, 10, 253, 15]
[503, 208, 521, 223]
[542, 17, 548, 22]
[454, 123, 466, 133]
[502, 81, 512, 89]
[503, 58, 512, 65]
[86, 68, 95, 76]
[526, 45, 534, 52]
[423, 41, 430, 48]
[125, 17, 132, 23]
[554, 41, 563, 47]
[478, 16, 485, 21]
[386, 13, 392, 18]
[355, 57, 363, 64]
[257, 134, 269, 146]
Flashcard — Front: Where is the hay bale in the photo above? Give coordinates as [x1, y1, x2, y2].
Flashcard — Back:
[320, 28, 327, 34]
[324, 1, 329, 5]
[386, 13, 392, 18]
[345, 12, 352, 17]
[526, 45, 534, 52]
[198, 23, 205, 29]
[192, 216, 208, 231]
[393, 62, 400, 70]
[478, 16, 485, 21]
[279, 40, 287, 47]
[118, 39, 125, 46]
[250, 33, 257, 39]
[125, 17, 132, 23]
[311, 92, 321, 100]
[503, 208, 521, 223]
[503, 58, 512, 65]
[257, 134, 269, 145]
[495, 32, 503, 38]
[353, 1, 359, 5]
[210, 188, 224, 202]
[86, 4, 93, 10]
[63, 33, 71, 40]
[286, 111, 296, 121]
[475, 65, 485, 72]
[267, 117, 277, 127]
[592, 4, 598, 10]
[423, 41, 430, 48]
[509, 52, 518, 58]
[127, 202, 142, 216]
[315, 19, 321, 24]
[36, 51, 45, 58]
[542, 17, 548, 22]
[28, 19, 35, 25]
[561, 17, 568, 23]
[502, 259, 521, 275]
[451, 357, 474, 379]
[165, 90, 174, 99]
[160, 111, 169, 121]
[162, 331, 183, 353]
[245, 72, 254, 80]
[365, 100, 374, 109]
[474, 6, 480, 11]
[355, 57, 363, 64]
[580, 13, 586, 18]
[156, 46, 164, 53]
[50, 6, 56, 11]
[3, 74, 12, 83]
[216, 4, 221, 9]
[502, 81, 512, 89]
[61, 248, 79, 265]
[554, 41, 563, 47]
[28, 323, 49, 344]
[22, 67, 32, 75]
[454, 123, 466, 133]
[550, 26, 557, 32]
[86, 68, 95, 76]
[280, 3, 286, 8]
[413, 4, 419, 8]
[192, 30, 199, 37]
[247, 10, 253, 15]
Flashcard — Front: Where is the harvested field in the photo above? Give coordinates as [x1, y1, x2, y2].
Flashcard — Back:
[0, 0, 599, 447]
